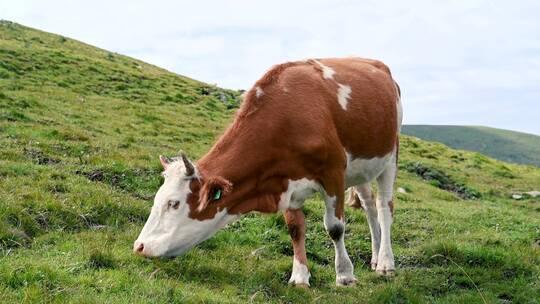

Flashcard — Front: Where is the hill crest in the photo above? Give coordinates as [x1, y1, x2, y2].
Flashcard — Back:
[402, 124, 540, 167]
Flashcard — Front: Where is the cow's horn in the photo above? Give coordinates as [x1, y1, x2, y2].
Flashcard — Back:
[181, 153, 195, 176]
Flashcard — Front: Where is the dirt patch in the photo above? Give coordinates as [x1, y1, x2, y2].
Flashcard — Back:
[23, 148, 60, 165]
[76, 166, 160, 200]
[402, 161, 480, 200]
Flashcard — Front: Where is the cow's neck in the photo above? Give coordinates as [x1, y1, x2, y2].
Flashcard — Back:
[198, 123, 259, 180]
[196, 117, 284, 214]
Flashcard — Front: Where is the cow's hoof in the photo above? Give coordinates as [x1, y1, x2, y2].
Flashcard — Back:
[336, 275, 358, 287]
[371, 262, 377, 270]
[376, 256, 395, 276]
[376, 268, 395, 277]
[289, 277, 310, 288]
[292, 283, 310, 289]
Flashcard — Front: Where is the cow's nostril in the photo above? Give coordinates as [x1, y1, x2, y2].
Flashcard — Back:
[136, 243, 144, 253]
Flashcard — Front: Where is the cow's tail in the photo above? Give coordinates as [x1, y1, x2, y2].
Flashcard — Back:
[394, 80, 403, 134]
[394, 80, 401, 184]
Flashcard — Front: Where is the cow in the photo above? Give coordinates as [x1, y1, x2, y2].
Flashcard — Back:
[134, 57, 402, 287]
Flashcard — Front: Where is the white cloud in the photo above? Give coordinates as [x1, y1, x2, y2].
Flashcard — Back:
[1, 0, 539, 134]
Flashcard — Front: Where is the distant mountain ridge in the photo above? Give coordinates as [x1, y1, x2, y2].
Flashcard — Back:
[402, 125, 540, 167]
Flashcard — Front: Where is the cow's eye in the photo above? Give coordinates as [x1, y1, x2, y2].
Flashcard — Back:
[168, 200, 180, 209]
[213, 188, 222, 201]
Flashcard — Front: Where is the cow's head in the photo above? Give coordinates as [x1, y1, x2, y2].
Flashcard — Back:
[133, 154, 239, 257]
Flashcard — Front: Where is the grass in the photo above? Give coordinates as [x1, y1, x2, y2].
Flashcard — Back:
[1, 21, 539, 303]
[402, 125, 540, 167]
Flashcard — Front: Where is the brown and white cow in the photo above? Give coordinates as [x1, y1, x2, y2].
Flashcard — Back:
[134, 57, 402, 287]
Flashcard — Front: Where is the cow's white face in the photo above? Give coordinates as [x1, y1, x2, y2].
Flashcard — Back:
[133, 155, 238, 257]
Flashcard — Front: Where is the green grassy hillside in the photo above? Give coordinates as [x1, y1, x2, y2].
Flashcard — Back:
[402, 125, 540, 167]
[1, 21, 539, 303]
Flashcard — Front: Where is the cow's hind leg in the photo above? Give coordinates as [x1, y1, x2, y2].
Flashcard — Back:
[323, 191, 357, 286]
[375, 157, 397, 276]
[284, 208, 310, 287]
[350, 184, 381, 270]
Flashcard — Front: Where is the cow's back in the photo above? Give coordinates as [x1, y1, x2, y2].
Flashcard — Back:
[203, 57, 400, 186]
[320, 58, 399, 159]
[269, 57, 400, 160]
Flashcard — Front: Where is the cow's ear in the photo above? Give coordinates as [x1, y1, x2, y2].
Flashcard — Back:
[198, 176, 233, 211]
[159, 155, 171, 169]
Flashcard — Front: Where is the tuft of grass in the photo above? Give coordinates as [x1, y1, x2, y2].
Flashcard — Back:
[87, 250, 116, 269]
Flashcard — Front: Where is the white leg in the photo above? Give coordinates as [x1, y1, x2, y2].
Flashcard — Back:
[284, 208, 310, 287]
[324, 195, 357, 286]
[289, 257, 310, 286]
[353, 183, 381, 270]
[375, 156, 397, 276]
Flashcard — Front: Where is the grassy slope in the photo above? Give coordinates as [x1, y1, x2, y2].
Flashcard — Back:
[402, 125, 540, 167]
[0, 21, 539, 303]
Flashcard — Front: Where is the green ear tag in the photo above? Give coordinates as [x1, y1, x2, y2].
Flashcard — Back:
[213, 189, 222, 201]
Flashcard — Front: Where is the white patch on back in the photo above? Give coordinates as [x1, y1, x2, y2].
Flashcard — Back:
[278, 178, 320, 210]
[255, 86, 264, 98]
[344, 151, 393, 187]
[337, 84, 351, 110]
[311, 59, 355, 111]
[313, 60, 336, 80]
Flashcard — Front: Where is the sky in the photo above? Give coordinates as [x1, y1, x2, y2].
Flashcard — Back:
[1, 0, 539, 135]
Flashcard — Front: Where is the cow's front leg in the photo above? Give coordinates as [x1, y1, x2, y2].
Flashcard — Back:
[324, 194, 357, 286]
[284, 208, 310, 287]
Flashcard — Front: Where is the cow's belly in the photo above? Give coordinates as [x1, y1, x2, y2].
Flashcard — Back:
[344, 151, 393, 187]
[278, 151, 394, 211]
[278, 178, 320, 210]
